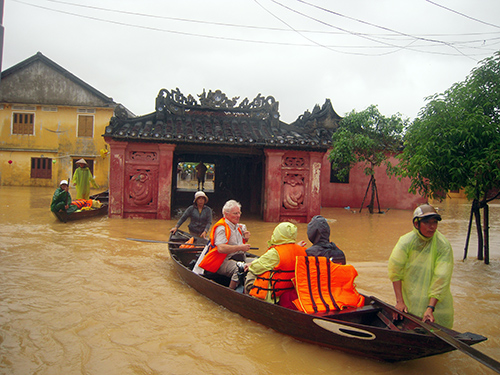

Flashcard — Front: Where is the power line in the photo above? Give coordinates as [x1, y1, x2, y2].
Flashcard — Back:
[266, 0, 420, 56]
[254, 0, 348, 55]
[11, 0, 317, 47]
[38, 0, 500, 39]
[11, 0, 497, 58]
[425, 0, 500, 29]
[285, 0, 476, 59]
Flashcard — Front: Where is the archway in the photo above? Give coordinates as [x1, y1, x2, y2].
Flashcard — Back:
[171, 151, 263, 218]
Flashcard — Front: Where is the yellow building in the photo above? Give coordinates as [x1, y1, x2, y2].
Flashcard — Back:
[0, 52, 126, 188]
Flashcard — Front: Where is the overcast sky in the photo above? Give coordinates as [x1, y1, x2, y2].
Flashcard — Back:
[3, 0, 500, 123]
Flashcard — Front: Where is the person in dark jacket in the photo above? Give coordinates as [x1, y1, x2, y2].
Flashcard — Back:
[306, 215, 346, 264]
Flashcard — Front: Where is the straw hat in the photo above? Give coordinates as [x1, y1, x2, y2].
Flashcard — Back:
[194, 191, 208, 203]
[76, 158, 88, 165]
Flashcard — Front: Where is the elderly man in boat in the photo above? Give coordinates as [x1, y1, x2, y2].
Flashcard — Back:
[194, 200, 251, 289]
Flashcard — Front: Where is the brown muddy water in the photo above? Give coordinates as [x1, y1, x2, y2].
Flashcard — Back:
[1, 186, 499, 374]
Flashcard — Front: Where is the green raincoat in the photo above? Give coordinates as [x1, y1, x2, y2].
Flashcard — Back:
[50, 187, 77, 214]
[388, 228, 454, 328]
[72, 167, 98, 200]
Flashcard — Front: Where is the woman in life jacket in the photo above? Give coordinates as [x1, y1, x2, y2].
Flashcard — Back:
[245, 222, 307, 307]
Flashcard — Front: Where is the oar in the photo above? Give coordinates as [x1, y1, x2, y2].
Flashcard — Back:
[65, 178, 71, 207]
[126, 238, 259, 250]
[127, 238, 170, 244]
[372, 296, 500, 374]
[127, 238, 206, 248]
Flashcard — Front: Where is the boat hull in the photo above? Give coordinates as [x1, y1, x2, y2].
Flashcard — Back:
[168, 231, 486, 362]
[52, 191, 108, 223]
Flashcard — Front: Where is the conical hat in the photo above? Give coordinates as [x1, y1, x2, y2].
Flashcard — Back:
[76, 158, 88, 165]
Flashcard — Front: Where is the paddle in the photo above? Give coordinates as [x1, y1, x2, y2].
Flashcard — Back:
[127, 238, 205, 247]
[372, 296, 500, 374]
[65, 178, 71, 208]
[126, 237, 259, 250]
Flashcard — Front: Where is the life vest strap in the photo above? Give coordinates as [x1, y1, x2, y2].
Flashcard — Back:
[295, 256, 364, 314]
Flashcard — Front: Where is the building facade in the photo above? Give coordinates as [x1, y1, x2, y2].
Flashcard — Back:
[0, 53, 425, 219]
[0, 52, 120, 188]
[104, 88, 425, 222]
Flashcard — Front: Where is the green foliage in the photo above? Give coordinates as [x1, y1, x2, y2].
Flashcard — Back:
[329, 105, 407, 181]
[393, 51, 500, 200]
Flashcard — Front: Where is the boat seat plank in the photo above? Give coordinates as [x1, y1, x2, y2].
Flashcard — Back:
[377, 311, 401, 331]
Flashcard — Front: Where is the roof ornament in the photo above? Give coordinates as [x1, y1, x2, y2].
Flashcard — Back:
[154, 88, 279, 123]
[198, 89, 239, 108]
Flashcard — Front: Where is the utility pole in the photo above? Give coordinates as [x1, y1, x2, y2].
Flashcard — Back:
[0, 0, 4, 78]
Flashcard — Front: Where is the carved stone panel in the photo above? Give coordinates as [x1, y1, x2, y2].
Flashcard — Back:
[128, 150, 158, 162]
[282, 156, 306, 168]
[124, 166, 158, 211]
[279, 152, 310, 222]
[282, 173, 305, 211]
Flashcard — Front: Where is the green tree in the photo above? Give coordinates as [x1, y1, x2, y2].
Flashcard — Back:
[329, 105, 407, 213]
[392, 51, 500, 263]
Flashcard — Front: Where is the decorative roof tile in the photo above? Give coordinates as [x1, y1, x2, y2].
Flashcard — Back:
[105, 88, 340, 151]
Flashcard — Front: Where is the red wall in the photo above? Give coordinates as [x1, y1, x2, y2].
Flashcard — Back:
[320, 153, 426, 211]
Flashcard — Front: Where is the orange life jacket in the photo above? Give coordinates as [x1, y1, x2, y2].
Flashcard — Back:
[71, 199, 93, 209]
[179, 237, 195, 248]
[198, 218, 243, 273]
[249, 243, 307, 301]
[294, 256, 365, 314]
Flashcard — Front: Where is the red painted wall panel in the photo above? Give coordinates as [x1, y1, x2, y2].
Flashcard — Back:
[320, 153, 426, 211]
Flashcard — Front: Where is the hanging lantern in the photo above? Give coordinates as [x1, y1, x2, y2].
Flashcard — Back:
[100, 148, 109, 158]
[8, 160, 13, 164]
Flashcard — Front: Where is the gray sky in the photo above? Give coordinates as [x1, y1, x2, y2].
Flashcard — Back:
[3, 0, 500, 123]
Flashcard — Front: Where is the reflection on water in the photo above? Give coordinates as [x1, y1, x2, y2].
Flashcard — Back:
[0, 187, 499, 374]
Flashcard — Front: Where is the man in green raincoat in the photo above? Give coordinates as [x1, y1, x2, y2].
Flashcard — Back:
[72, 158, 98, 200]
[51, 180, 77, 213]
[388, 204, 454, 328]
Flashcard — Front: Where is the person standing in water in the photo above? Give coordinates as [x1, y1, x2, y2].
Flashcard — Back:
[72, 158, 98, 200]
[195, 162, 207, 191]
[388, 203, 454, 328]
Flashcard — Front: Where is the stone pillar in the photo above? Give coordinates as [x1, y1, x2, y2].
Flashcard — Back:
[263, 149, 285, 222]
[106, 139, 127, 218]
[157, 143, 176, 220]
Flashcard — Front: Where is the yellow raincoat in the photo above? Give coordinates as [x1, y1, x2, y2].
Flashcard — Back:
[388, 228, 454, 328]
[72, 167, 98, 200]
[247, 222, 305, 303]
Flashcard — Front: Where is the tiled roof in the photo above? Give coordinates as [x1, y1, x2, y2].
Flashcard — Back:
[1, 52, 116, 106]
[104, 88, 339, 151]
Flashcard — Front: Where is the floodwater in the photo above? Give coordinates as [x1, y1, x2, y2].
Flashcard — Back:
[1, 186, 499, 375]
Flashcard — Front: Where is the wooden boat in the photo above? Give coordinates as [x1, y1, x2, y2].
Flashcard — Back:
[53, 191, 108, 223]
[168, 230, 489, 363]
